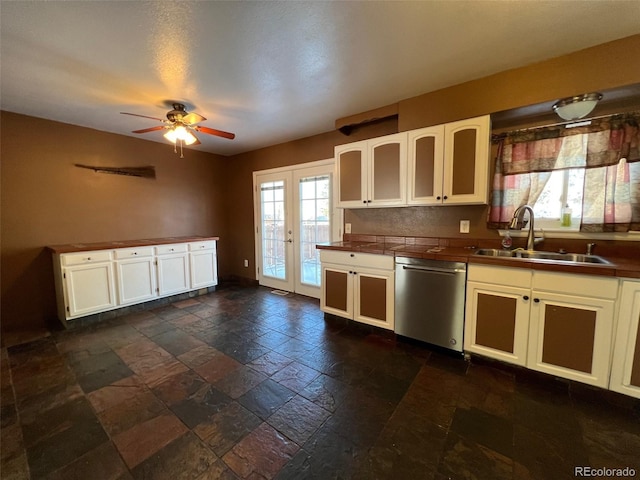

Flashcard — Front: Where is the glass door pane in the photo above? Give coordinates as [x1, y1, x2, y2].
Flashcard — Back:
[299, 174, 330, 288]
[261, 180, 287, 280]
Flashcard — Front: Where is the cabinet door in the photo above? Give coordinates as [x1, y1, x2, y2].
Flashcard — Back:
[115, 257, 157, 306]
[64, 262, 117, 318]
[354, 267, 394, 330]
[442, 115, 490, 205]
[407, 125, 445, 205]
[464, 281, 530, 366]
[190, 249, 218, 289]
[321, 264, 353, 319]
[368, 133, 407, 206]
[528, 291, 614, 387]
[335, 141, 368, 208]
[157, 253, 190, 297]
[610, 281, 640, 399]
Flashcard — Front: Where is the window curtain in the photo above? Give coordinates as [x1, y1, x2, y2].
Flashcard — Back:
[488, 112, 640, 232]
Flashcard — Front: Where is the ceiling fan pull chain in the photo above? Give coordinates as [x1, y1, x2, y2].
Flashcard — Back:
[180, 139, 184, 159]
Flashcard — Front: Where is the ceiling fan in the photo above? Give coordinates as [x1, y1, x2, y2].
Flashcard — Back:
[121, 103, 235, 157]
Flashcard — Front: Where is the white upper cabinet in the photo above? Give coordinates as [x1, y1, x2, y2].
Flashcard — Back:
[335, 133, 407, 208]
[408, 115, 491, 206]
[407, 125, 445, 205]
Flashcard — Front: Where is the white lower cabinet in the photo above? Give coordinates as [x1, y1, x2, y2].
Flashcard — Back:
[189, 241, 218, 289]
[465, 265, 532, 366]
[610, 279, 640, 399]
[465, 265, 618, 388]
[320, 250, 394, 330]
[156, 244, 190, 296]
[52, 239, 218, 323]
[114, 247, 156, 306]
[61, 251, 117, 319]
[321, 263, 354, 319]
[527, 272, 617, 388]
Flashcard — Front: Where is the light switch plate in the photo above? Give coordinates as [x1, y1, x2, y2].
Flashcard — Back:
[460, 220, 470, 234]
[345, 223, 352, 234]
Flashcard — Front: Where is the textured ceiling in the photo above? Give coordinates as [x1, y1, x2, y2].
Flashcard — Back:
[2, 1, 639, 156]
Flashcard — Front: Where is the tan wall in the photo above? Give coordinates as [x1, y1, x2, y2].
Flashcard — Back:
[226, 34, 640, 280]
[399, 35, 640, 130]
[1, 112, 229, 332]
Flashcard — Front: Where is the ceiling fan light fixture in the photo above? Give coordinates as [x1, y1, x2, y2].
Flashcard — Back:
[163, 125, 198, 145]
[552, 92, 603, 121]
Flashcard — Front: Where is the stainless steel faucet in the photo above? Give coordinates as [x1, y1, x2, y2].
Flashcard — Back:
[586, 242, 596, 255]
[509, 205, 544, 251]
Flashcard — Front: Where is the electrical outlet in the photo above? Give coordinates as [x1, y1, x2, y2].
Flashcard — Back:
[460, 220, 470, 234]
[345, 223, 352, 234]
[243, 259, 249, 267]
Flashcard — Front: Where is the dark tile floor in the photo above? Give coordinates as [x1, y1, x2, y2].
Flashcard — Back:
[2, 284, 640, 479]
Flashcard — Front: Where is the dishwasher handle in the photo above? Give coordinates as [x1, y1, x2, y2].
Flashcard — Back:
[401, 264, 466, 275]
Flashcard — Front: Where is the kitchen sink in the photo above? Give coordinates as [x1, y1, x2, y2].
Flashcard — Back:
[474, 249, 516, 258]
[474, 249, 611, 265]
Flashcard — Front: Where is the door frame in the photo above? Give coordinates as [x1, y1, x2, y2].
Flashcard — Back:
[253, 159, 342, 296]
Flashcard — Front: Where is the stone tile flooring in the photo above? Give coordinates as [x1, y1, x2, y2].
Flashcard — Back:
[2, 284, 640, 479]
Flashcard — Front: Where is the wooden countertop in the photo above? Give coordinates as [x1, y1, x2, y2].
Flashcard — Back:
[47, 236, 220, 254]
[316, 242, 640, 279]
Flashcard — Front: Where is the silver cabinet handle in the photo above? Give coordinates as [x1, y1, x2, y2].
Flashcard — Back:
[402, 265, 466, 275]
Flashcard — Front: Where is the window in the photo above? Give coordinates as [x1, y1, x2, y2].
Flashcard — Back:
[532, 168, 585, 230]
[489, 112, 640, 233]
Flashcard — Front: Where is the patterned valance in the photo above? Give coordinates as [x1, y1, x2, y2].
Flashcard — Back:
[497, 112, 640, 175]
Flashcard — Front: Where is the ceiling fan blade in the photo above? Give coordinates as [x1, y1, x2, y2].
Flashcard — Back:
[121, 112, 165, 122]
[132, 126, 166, 134]
[183, 112, 206, 125]
[194, 126, 235, 140]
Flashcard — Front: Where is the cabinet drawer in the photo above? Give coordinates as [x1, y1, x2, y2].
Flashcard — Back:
[62, 250, 112, 266]
[320, 250, 393, 270]
[188, 241, 217, 252]
[468, 264, 531, 288]
[532, 271, 618, 299]
[155, 244, 188, 255]
[114, 247, 154, 259]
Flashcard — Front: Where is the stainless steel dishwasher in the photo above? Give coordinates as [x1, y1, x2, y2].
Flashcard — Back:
[394, 256, 466, 352]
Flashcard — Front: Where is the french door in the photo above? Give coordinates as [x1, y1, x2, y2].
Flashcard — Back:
[256, 171, 294, 292]
[254, 160, 339, 298]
